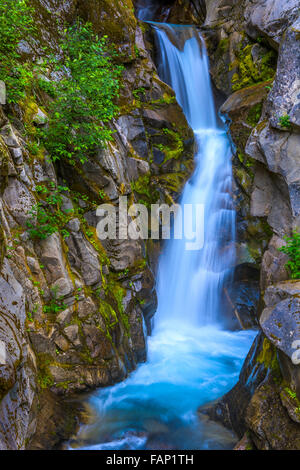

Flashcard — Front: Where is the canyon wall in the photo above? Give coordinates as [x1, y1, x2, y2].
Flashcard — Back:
[0, 0, 193, 449]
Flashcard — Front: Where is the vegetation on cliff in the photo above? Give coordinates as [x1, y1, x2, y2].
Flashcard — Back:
[278, 232, 300, 279]
[0, 0, 36, 103]
[40, 22, 124, 165]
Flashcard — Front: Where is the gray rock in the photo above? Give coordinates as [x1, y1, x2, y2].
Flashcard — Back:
[10, 147, 23, 165]
[0, 124, 19, 147]
[35, 233, 73, 296]
[66, 218, 80, 233]
[260, 297, 300, 361]
[2, 178, 36, 227]
[32, 108, 48, 127]
[244, 0, 300, 47]
[260, 236, 289, 290]
[65, 231, 101, 286]
[116, 114, 145, 142]
[264, 280, 300, 307]
[54, 335, 70, 352]
[77, 297, 97, 319]
[0, 81, 5, 105]
[0, 261, 36, 449]
[267, 17, 300, 130]
[64, 325, 81, 348]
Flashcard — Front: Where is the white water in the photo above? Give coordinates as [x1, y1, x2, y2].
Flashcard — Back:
[72, 24, 256, 451]
[154, 24, 236, 327]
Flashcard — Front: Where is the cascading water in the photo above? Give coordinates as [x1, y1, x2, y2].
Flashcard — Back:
[72, 23, 256, 451]
[153, 24, 236, 328]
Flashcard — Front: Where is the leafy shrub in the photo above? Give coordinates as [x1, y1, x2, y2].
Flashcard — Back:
[43, 286, 67, 315]
[40, 22, 124, 165]
[27, 183, 72, 240]
[0, 0, 36, 103]
[278, 231, 300, 279]
[278, 114, 292, 129]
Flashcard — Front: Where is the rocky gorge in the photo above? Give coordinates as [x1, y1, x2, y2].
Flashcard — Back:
[0, 0, 299, 451]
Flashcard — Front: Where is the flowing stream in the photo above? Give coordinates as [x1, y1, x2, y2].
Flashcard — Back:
[72, 21, 256, 451]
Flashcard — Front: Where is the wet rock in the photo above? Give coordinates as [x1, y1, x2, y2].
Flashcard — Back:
[233, 432, 254, 450]
[82, 325, 113, 360]
[225, 280, 260, 329]
[199, 332, 268, 437]
[27, 389, 80, 450]
[245, 375, 300, 449]
[260, 296, 300, 359]
[260, 287, 300, 398]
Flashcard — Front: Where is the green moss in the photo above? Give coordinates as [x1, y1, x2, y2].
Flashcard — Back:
[231, 44, 276, 92]
[218, 38, 230, 54]
[257, 338, 282, 383]
[131, 173, 159, 208]
[0, 225, 6, 268]
[0, 136, 10, 194]
[155, 128, 184, 164]
[55, 381, 72, 390]
[98, 300, 119, 330]
[158, 172, 186, 193]
[36, 354, 54, 389]
[247, 103, 263, 127]
[150, 93, 176, 106]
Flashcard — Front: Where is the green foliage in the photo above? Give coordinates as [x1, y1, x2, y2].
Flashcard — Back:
[133, 87, 146, 99]
[0, 0, 36, 103]
[278, 231, 300, 279]
[247, 103, 263, 127]
[27, 183, 72, 240]
[43, 286, 67, 315]
[283, 387, 300, 415]
[131, 174, 159, 208]
[40, 22, 124, 165]
[134, 44, 140, 58]
[278, 114, 292, 129]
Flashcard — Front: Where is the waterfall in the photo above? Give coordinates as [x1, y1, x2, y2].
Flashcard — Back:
[153, 24, 236, 328]
[72, 22, 257, 452]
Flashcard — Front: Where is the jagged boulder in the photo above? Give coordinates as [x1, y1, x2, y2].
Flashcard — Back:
[261, 281, 300, 398]
[244, 0, 300, 49]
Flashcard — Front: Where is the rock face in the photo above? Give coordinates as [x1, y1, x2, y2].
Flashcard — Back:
[197, 0, 300, 449]
[0, 0, 193, 449]
[244, 0, 300, 49]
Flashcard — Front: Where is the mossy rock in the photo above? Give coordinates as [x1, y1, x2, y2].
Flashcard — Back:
[76, 0, 137, 61]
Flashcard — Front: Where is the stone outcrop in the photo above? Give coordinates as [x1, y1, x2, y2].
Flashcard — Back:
[0, 0, 193, 449]
[196, 0, 300, 449]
